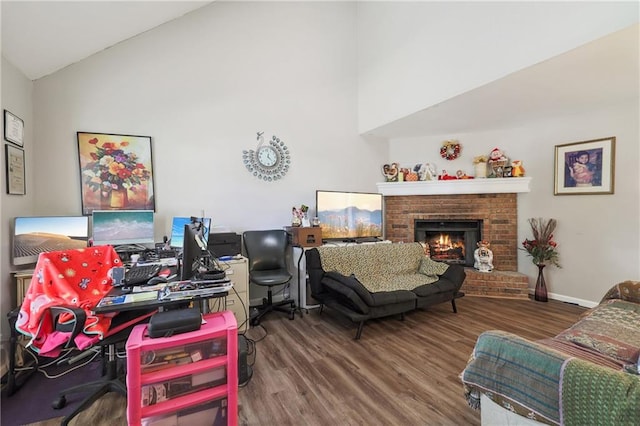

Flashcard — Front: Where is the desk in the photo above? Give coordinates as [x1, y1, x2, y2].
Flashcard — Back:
[93, 286, 229, 315]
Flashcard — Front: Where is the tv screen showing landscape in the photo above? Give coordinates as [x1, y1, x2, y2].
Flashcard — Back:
[316, 190, 383, 240]
[13, 216, 89, 266]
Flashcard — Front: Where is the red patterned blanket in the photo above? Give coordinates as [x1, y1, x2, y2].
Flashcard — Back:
[15, 246, 122, 356]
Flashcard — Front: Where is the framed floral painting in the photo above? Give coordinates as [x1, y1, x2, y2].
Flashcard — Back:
[77, 132, 155, 215]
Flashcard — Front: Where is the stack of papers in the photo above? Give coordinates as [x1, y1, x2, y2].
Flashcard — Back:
[97, 291, 159, 307]
[159, 282, 233, 301]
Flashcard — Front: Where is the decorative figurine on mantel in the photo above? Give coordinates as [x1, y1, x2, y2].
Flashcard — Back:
[382, 163, 399, 182]
[474, 240, 494, 273]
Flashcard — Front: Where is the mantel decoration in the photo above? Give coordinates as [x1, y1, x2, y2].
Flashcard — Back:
[440, 140, 461, 161]
[473, 155, 488, 178]
[382, 162, 399, 182]
[521, 217, 561, 302]
[243, 132, 291, 181]
[77, 132, 155, 215]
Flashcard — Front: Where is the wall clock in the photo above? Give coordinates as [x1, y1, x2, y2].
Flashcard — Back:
[242, 132, 291, 181]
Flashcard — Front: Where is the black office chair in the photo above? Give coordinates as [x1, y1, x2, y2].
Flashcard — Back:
[243, 229, 296, 325]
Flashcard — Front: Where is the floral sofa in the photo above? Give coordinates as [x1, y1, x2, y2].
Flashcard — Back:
[461, 280, 640, 425]
[305, 242, 466, 339]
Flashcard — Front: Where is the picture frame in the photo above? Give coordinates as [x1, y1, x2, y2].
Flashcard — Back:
[554, 136, 615, 195]
[5, 144, 26, 195]
[77, 132, 155, 215]
[4, 109, 24, 147]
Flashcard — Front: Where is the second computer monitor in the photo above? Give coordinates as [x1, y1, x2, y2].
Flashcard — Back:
[170, 217, 211, 249]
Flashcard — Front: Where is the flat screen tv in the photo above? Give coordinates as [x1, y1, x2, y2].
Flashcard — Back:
[12, 216, 89, 266]
[170, 217, 211, 249]
[315, 190, 383, 241]
[91, 210, 155, 247]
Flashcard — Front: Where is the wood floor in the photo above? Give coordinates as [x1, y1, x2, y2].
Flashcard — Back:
[29, 296, 586, 425]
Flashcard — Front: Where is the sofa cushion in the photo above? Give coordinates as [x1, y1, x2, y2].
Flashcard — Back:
[555, 299, 640, 365]
[316, 243, 425, 289]
[418, 256, 449, 280]
[413, 278, 459, 297]
[369, 290, 417, 307]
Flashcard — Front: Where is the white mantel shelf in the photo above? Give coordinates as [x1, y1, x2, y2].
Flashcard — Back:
[376, 177, 531, 196]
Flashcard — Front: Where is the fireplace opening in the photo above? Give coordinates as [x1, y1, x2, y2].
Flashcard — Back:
[414, 219, 482, 267]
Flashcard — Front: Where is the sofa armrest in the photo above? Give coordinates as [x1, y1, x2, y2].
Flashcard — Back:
[322, 275, 371, 315]
[440, 264, 466, 290]
[324, 271, 375, 305]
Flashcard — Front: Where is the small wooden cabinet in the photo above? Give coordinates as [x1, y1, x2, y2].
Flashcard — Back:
[126, 311, 238, 426]
[209, 257, 249, 332]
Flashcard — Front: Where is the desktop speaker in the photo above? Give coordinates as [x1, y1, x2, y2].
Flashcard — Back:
[238, 335, 252, 385]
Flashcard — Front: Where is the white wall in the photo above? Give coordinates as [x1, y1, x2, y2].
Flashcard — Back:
[390, 99, 640, 305]
[357, 1, 639, 134]
[1, 57, 34, 361]
[2, 2, 388, 351]
[30, 1, 385, 231]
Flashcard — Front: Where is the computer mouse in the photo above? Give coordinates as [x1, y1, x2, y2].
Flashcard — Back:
[147, 276, 169, 285]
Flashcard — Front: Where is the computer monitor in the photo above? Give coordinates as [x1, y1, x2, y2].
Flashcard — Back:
[92, 210, 155, 247]
[170, 217, 211, 249]
[181, 223, 203, 280]
[12, 216, 89, 266]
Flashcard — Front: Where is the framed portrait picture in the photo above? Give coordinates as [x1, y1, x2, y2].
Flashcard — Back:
[4, 110, 24, 147]
[5, 144, 26, 195]
[77, 132, 155, 215]
[554, 136, 615, 195]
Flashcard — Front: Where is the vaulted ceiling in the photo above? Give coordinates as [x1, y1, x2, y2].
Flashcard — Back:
[2, 2, 637, 139]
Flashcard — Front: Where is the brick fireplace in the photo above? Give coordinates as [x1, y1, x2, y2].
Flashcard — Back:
[377, 178, 533, 299]
[384, 193, 518, 271]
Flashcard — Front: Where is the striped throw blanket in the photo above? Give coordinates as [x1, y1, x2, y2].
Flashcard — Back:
[462, 330, 640, 425]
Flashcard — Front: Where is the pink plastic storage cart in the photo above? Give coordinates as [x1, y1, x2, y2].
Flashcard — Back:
[126, 311, 238, 426]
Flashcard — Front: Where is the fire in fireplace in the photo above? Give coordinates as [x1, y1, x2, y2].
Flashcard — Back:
[414, 219, 482, 266]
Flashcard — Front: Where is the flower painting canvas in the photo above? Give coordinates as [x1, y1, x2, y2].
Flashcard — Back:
[77, 132, 155, 215]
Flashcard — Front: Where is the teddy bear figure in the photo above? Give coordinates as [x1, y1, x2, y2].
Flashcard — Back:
[511, 160, 525, 177]
[474, 240, 494, 273]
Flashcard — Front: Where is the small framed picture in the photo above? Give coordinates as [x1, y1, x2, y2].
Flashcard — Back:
[4, 110, 24, 147]
[5, 144, 26, 195]
[554, 136, 615, 195]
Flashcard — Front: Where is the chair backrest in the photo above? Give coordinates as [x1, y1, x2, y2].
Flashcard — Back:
[243, 229, 289, 272]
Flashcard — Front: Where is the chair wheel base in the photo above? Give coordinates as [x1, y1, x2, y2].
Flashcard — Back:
[53, 395, 67, 410]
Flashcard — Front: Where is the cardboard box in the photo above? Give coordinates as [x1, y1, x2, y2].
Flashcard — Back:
[286, 227, 322, 247]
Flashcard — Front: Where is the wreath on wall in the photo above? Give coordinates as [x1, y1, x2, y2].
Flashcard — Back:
[440, 140, 461, 160]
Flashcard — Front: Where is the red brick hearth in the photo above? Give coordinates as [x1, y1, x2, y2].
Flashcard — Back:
[384, 193, 529, 299]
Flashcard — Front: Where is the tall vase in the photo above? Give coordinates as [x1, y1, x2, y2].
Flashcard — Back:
[110, 188, 129, 209]
[534, 263, 548, 302]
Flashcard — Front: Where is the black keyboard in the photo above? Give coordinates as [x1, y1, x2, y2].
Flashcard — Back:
[124, 264, 161, 285]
